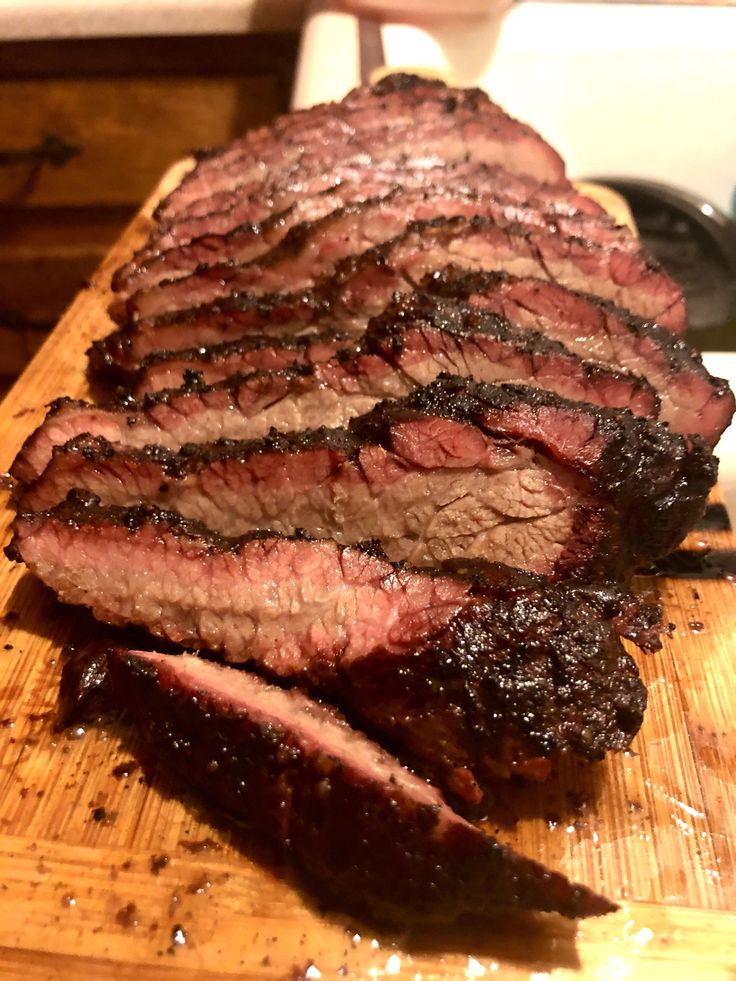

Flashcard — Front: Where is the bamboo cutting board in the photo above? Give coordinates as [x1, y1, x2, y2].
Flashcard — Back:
[0, 163, 735, 980]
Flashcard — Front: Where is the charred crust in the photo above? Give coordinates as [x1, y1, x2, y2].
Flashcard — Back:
[369, 72, 448, 97]
[350, 580, 650, 768]
[364, 293, 655, 399]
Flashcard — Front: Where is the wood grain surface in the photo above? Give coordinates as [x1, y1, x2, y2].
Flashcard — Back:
[0, 163, 734, 980]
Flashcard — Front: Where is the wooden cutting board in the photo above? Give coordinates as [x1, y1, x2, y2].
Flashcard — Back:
[0, 163, 734, 981]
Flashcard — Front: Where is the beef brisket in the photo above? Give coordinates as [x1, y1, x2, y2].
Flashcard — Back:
[21, 377, 714, 578]
[157, 74, 567, 222]
[99, 217, 686, 378]
[4, 71, 710, 933]
[11, 494, 656, 801]
[331, 217, 687, 332]
[130, 159, 603, 273]
[89, 290, 329, 379]
[12, 367, 378, 484]
[128, 297, 657, 415]
[16, 313, 661, 484]
[77, 646, 616, 920]
[115, 191, 350, 308]
[121, 193, 636, 326]
[119, 172, 623, 302]
[14, 421, 638, 579]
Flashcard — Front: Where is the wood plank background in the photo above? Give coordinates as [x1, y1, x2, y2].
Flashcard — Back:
[0, 164, 734, 979]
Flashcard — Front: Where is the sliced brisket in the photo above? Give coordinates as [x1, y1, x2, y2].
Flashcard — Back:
[121, 193, 637, 326]
[98, 217, 685, 376]
[11, 495, 655, 802]
[118, 171, 622, 301]
[130, 159, 603, 271]
[17, 313, 661, 484]
[419, 270, 734, 446]
[128, 296, 657, 415]
[21, 377, 714, 578]
[12, 367, 377, 484]
[115, 192, 350, 307]
[88, 292, 330, 378]
[77, 646, 615, 920]
[15, 422, 635, 579]
[157, 74, 567, 222]
[331, 217, 687, 332]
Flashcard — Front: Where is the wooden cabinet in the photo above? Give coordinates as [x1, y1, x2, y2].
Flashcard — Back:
[0, 33, 298, 389]
[0, 75, 284, 208]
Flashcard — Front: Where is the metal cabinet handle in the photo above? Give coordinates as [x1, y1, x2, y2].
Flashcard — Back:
[0, 134, 80, 169]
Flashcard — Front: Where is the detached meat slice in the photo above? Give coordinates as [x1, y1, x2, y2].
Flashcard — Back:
[73, 647, 616, 921]
[128, 159, 603, 272]
[16, 310, 660, 484]
[22, 378, 714, 579]
[420, 270, 734, 446]
[121, 193, 637, 326]
[157, 73, 567, 222]
[11, 495, 657, 802]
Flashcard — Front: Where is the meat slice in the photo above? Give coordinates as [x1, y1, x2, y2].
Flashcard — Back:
[419, 270, 734, 446]
[13, 421, 633, 579]
[16, 310, 660, 484]
[114, 192, 350, 308]
[11, 494, 657, 802]
[128, 159, 603, 271]
[157, 73, 567, 222]
[88, 291, 331, 378]
[132, 330, 350, 396]
[21, 377, 714, 578]
[331, 217, 686, 332]
[70, 646, 616, 921]
[121, 193, 637, 326]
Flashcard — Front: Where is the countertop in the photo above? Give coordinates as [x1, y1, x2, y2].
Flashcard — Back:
[0, 0, 306, 40]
